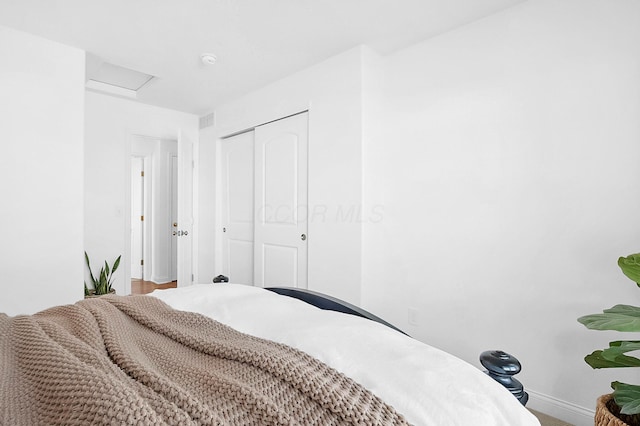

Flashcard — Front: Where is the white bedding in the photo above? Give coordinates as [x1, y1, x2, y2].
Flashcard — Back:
[151, 283, 540, 426]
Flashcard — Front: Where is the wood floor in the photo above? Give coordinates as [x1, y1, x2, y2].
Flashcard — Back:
[131, 279, 177, 295]
[530, 409, 572, 426]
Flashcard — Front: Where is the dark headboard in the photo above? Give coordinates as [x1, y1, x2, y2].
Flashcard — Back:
[265, 287, 407, 336]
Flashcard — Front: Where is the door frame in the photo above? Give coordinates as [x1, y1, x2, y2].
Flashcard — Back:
[130, 155, 148, 280]
[169, 153, 178, 282]
[125, 132, 193, 294]
[176, 130, 194, 287]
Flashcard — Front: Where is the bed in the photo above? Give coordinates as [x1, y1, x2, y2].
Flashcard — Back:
[0, 283, 540, 425]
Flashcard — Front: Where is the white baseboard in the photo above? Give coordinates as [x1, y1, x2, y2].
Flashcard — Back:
[149, 275, 172, 284]
[527, 389, 594, 426]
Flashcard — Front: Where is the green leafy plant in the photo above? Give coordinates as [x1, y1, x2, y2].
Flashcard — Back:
[84, 251, 121, 296]
[578, 253, 640, 416]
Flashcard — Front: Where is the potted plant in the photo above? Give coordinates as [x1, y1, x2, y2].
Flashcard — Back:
[84, 251, 121, 298]
[578, 253, 640, 426]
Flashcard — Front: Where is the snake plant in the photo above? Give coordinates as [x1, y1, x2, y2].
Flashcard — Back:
[578, 253, 640, 415]
[84, 251, 121, 296]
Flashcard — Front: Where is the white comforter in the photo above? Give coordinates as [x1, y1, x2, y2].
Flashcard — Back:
[151, 284, 540, 426]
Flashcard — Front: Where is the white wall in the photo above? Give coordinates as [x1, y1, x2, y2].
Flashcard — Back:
[79, 0, 640, 421]
[199, 47, 366, 304]
[0, 26, 85, 315]
[362, 0, 640, 424]
[85, 92, 198, 295]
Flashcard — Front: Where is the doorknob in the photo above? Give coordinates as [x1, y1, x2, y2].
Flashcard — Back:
[301, 233, 307, 241]
[172, 231, 177, 236]
[173, 222, 178, 227]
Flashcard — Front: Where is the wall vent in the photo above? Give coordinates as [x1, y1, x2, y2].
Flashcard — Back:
[199, 113, 215, 129]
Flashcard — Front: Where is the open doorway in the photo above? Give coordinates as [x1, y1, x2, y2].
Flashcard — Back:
[130, 136, 178, 294]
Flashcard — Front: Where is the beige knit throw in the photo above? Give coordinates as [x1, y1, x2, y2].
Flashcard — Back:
[0, 295, 409, 425]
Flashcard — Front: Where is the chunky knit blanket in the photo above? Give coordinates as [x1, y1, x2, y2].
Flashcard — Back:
[0, 295, 409, 425]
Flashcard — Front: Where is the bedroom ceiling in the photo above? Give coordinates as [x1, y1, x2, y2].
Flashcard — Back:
[0, 0, 526, 115]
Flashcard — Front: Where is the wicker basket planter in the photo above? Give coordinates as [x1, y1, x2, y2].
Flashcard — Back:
[84, 289, 116, 299]
[596, 394, 640, 426]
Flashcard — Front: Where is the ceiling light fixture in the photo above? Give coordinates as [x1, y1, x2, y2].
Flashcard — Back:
[200, 53, 217, 65]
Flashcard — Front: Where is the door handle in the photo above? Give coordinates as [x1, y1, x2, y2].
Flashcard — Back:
[301, 233, 307, 241]
[172, 231, 177, 236]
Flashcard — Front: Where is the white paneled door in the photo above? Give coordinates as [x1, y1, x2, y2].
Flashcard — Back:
[221, 131, 255, 285]
[219, 112, 308, 288]
[254, 113, 308, 288]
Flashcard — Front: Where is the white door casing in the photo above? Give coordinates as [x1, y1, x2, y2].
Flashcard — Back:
[130, 157, 144, 279]
[177, 131, 194, 286]
[220, 131, 255, 285]
[254, 113, 308, 288]
[170, 154, 178, 281]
